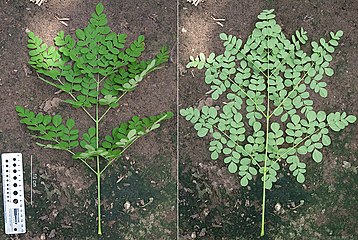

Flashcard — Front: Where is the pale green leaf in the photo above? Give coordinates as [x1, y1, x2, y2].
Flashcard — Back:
[198, 128, 209, 137]
[220, 33, 228, 41]
[346, 115, 357, 123]
[271, 122, 280, 132]
[322, 135, 331, 146]
[325, 68, 334, 76]
[211, 151, 219, 160]
[312, 149, 323, 163]
[240, 176, 248, 186]
[228, 162, 238, 173]
[296, 173, 305, 183]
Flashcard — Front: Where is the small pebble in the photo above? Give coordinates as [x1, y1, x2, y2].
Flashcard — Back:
[342, 161, 351, 169]
[275, 203, 281, 212]
[124, 201, 131, 210]
[199, 228, 206, 237]
[48, 229, 56, 238]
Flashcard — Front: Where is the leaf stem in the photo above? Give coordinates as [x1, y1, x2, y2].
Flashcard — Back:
[261, 118, 269, 236]
[260, 41, 270, 237]
[37, 74, 60, 88]
[95, 79, 102, 235]
[96, 156, 102, 235]
[80, 107, 96, 122]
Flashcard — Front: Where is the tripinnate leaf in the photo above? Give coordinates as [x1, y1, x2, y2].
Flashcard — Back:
[26, 3, 170, 109]
[181, 9, 356, 191]
[20, 3, 173, 236]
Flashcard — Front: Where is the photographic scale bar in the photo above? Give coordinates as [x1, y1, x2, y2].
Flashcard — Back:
[1, 153, 26, 234]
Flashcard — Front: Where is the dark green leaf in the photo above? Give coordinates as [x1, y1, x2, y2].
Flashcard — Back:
[66, 118, 75, 129]
[75, 29, 85, 40]
[52, 115, 62, 127]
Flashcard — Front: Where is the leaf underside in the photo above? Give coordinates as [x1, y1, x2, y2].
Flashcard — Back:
[181, 9, 356, 189]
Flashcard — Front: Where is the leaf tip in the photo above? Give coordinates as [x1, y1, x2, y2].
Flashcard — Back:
[15, 106, 24, 113]
[95, 2, 105, 15]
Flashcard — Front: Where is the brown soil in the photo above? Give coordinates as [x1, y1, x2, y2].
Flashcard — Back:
[0, 0, 176, 239]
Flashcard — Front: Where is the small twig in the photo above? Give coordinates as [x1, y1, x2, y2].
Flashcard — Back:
[139, 197, 154, 208]
[211, 16, 225, 27]
[187, 0, 204, 6]
[211, 16, 226, 22]
[116, 175, 125, 183]
[56, 17, 70, 21]
[291, 200, 304, 210]
[29, 0, 46, 6]
[55, 16, 70, 27]
[59, 21, 68, 26]
[190, 70, 195, 77]
[205, 89, 214, 95]
[216, 22, 224, 27]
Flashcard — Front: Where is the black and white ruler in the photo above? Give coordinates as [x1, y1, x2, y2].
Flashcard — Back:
[1, 153, 26, 234]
